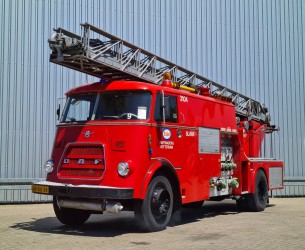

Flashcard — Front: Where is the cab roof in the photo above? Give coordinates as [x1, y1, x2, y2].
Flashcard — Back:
[65, 80, 158, 95]
[65, 80, 234, 107]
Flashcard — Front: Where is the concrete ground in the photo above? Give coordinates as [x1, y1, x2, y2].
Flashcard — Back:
[0, 198, 304, 250]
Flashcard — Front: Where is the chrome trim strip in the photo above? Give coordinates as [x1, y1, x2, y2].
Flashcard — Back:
[248, 158, 283, 162]
[33, 180, 129, 189]
[57, 122, 199, 130]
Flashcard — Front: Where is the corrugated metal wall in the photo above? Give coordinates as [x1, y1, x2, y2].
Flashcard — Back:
[0, 0, 304, 202]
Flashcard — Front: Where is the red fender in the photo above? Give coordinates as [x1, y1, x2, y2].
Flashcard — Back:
[139, 158, 178, 199]
[249, 163, 268, 193]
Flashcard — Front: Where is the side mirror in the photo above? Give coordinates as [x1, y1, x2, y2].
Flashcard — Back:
[56, 104, 61, 121]
[57, 97, 68, 123]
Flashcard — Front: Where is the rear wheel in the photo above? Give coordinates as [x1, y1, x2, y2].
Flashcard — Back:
[134, 175, 173, 232]
[53, 196, 91, 225]
[247, 170, 268, 212]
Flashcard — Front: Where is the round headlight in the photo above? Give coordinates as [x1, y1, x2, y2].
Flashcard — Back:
[118, 162, 129, 177]
[44, 160, 54, 174]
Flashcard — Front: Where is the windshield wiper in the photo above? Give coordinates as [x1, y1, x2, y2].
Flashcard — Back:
[66, 117, 76, 122]
[102, 115, 119, 120]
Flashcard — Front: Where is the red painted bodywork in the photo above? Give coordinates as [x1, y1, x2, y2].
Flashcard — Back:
[46, 80, 284, 202]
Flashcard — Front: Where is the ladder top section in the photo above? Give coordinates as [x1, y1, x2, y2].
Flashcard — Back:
[48, 22, 270, 124]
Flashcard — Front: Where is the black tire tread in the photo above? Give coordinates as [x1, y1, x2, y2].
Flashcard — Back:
[247, 170, 268, 212]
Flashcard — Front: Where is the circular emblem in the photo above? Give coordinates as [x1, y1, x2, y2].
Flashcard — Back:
[83, 130, 93, 139]
[162, 128, 171, 140]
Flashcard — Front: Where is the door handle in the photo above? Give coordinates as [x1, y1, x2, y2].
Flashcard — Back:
[177, 129, 182, 138]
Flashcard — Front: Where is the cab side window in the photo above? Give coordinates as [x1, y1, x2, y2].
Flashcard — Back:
[154, 94, 178, 123]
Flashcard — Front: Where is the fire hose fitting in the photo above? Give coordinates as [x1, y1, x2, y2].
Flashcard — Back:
[229, 178, 239, 189]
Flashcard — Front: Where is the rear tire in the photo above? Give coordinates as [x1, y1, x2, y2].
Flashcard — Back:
[53, 196, 91, 226]
[247, 170, 268, 212]
[134, 175, 173, 232]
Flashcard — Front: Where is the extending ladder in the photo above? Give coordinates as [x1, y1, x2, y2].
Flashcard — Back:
[48, 22, 270, 124]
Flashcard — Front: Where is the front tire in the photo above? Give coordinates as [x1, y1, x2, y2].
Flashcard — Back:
[53, 196, 91, 226]
[247, 170, 268, 212]
[134, 175, 173, 232]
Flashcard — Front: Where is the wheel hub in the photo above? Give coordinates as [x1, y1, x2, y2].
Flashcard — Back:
[151, 187, 170, 216]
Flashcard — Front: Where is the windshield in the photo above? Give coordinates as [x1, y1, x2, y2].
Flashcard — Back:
[61, 91, 151, 123]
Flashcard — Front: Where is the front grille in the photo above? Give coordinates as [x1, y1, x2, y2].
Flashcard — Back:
[67, 146, 102, 156]
[58, 144, 105, 179]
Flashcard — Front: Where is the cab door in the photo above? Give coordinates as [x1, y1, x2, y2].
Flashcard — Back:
[152, 92, 184, 168]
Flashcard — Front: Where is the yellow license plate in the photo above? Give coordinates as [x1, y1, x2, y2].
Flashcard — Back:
[32, 184, 49, 194]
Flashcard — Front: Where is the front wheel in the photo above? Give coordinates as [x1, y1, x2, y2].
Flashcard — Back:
[134, 175, 173, 232]
[53, 196, 91, 226]
[247, 170, 268, 212]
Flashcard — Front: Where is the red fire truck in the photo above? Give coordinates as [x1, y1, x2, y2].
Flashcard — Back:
[32, 23, 284, 231]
